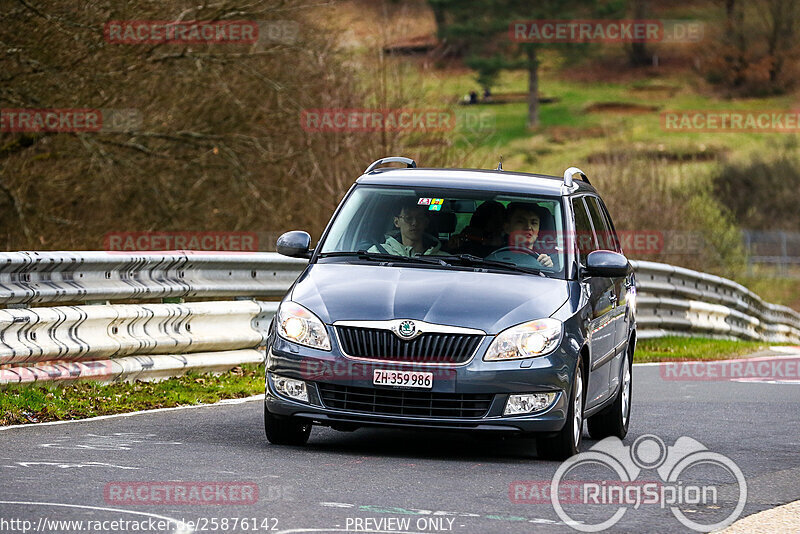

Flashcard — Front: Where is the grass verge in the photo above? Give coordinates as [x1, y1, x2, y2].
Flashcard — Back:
[0, 364, 265, 427]
[1, 338, 788, 426]
[634, 336, 777, 364]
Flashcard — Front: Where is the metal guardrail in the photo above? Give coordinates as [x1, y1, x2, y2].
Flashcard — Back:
[631, 260, 800, 343]
[0, 251, 306, 305]
[1, 252, 798, 385]
[0, 252, 303, 385]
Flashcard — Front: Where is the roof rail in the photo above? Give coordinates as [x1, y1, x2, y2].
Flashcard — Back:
[563, 167, 590, 188]
[364, 156, 417, 174]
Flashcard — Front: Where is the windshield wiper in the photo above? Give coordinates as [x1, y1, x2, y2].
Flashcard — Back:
[318, 250, 450, 266]
[438, 254, 541, 274]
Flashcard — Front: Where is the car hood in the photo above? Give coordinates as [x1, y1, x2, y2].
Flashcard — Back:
[290, 263, 569, 334]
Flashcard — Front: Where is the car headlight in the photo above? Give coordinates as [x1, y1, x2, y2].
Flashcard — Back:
[276, 301, 331, 351]
[484, 318, 562, 361]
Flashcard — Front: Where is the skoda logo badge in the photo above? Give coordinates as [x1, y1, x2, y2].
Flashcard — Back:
[397, 320, 417, 339]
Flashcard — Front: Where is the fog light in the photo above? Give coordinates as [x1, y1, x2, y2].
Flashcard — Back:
[272, 375, 308, 403]
[504, 392, 557, 415]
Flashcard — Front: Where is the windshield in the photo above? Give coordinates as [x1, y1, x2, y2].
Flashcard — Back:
[318, 185, 566, 278]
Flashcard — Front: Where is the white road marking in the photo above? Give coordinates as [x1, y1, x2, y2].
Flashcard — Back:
[768, 346, 800, 354]
[6, 461, 139, 470]
[39, 432, 181, 450]
[731, 379, 800, 385]
[0, 394, 264, 431]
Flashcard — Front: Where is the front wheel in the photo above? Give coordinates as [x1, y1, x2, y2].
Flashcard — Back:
[537, 359, 584, 460]
[587, 344, 632, 440]
[264, 407, 311, 445]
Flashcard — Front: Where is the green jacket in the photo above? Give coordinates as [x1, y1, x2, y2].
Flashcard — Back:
[368, 233, 445, 256]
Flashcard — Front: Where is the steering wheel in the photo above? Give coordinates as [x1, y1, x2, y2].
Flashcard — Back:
[488, 246, 540, 258]
[488, 246, 554, 269]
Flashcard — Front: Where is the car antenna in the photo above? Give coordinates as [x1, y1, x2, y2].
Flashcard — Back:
[496, 156, 503, 171]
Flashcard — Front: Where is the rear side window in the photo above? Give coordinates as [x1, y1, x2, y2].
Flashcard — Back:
[586, 196, 620, 252]
[571, 197, 596, 263]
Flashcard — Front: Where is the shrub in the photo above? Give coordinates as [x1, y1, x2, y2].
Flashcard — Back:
[589, 153, 745, 277]
[712, 140, 800, 232]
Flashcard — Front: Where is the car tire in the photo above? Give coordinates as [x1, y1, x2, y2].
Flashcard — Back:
[587, 343, 632, 440]
[537, 358, 584, 460]
[264, 406, 312, 445]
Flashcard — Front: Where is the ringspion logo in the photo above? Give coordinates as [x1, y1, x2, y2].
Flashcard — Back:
[550, 435, 747, 532]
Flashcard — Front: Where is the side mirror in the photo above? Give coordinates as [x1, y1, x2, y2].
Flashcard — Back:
[276, 231, 312, 258]
[584, 250, 630, 278]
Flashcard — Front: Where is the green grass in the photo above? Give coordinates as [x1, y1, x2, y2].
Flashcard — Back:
[634, 336, 776, 363]
[1, 336, 782, 427]
[0, 364, 265, 426]
[392, 54, 800, 177]
[735, 273, 800, 311]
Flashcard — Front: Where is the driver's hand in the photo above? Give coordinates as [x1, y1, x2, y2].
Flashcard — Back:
[537, 253, 553, 268]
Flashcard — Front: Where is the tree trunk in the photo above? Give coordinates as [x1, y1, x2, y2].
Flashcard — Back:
[724, 0, 747, 88]
[527, 46, 539, 129]
[628, 0, 650, 67]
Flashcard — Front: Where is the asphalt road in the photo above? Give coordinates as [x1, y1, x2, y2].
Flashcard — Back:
[1, 359, 799, 534]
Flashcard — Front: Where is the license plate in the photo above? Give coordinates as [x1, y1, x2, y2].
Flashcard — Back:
[373, 369, 433, 389]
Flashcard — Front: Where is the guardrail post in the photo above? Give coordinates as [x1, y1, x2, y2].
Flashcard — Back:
[743, 230, 752, 277]
[781, 231, 788, 277]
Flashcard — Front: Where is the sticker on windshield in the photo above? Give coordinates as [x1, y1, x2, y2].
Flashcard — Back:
[431, 198, 443, 205]
[417, 197, 431, 205]
[429, 204, 442, 211]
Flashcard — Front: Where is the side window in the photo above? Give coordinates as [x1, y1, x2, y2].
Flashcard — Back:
[596, 198, 622, 253]
[586, 196, 618, 252]
[571, 197, 596, 264]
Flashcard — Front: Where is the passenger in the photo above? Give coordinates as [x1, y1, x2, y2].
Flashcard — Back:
[488, 202, 554, 268]
[450, 200, 505, 255]
[368, 199, 445, 256]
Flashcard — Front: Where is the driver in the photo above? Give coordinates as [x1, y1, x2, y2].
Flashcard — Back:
[368, 199, 446, 256]
[487, 202, 554, 268]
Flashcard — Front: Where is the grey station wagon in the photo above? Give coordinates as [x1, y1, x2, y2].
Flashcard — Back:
[265, 157, 636, 459]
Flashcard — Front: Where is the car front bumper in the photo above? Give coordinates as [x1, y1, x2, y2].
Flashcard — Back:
[265, 334, 578, 434]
